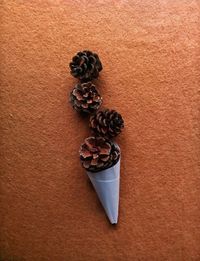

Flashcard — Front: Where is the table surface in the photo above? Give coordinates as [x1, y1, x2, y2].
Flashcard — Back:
[1, 1, 200, 260]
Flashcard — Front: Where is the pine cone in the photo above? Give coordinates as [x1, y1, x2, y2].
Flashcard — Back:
[79, 136, 120, 172]
[69, 50, 102, 82]
[90, 109, 124, 138]
[70, 82, 102, 114]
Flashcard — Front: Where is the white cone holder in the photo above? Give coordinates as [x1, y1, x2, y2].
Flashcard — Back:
[87, 158, 120, 224]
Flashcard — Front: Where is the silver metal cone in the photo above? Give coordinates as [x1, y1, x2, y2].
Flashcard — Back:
[87, 158, 120, 224]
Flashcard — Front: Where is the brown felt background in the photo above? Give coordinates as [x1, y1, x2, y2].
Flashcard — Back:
[0, 1, 200, 260]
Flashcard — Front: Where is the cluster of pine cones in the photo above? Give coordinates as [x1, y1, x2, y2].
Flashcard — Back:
[69, 50, 124, 172]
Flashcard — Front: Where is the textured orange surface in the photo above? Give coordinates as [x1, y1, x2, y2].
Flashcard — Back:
[0, 1, 200, 260]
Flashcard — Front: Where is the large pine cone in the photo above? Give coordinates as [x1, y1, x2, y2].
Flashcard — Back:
[70, 82, 102, 114]
[79, 136, 120, 172]
[90, 109, 124, 138]
[69, 50, 102, 82]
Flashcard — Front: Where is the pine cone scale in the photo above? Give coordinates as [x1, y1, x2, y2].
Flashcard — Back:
[70, 82, 102, 114]
[90, 109, 124, 138]
[69, 50, 102, 82]
[79, 137, 120, 172]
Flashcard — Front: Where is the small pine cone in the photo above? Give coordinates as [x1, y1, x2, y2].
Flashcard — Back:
[69, 50, 102, 82]
[90, 109, 124, 138]
[79, 136, 120, 172]
[70, 82, 102, 114]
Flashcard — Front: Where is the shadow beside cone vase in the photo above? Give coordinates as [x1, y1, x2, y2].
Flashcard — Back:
[87, 158, 120, 224]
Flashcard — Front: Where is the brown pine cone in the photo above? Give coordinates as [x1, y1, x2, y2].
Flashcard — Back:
[90, 109, 124, 138]
[79, 136, 120, 172]
[69, 50, 102, 82]
[70, 82, 102, 114]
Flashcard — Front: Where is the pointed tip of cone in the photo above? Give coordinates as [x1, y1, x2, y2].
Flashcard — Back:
[109, 216, 118, 225]
[109, 215, 118, 225]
